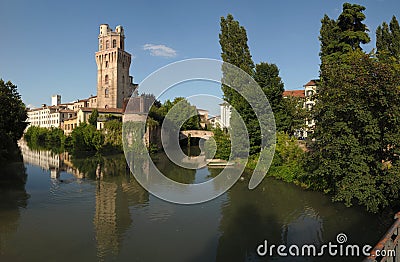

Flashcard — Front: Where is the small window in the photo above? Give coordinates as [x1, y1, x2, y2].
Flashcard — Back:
[105, 88, 109, 98]
[105, 75, 109, 84]
[112, 39, 117, 48]
[105, 61, 108, 68]
[106, 40, 109, 49]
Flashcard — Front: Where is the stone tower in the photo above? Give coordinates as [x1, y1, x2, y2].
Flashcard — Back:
[95, 24, 135, 109]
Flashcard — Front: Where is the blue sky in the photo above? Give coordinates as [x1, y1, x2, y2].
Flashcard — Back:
[1, 0, 399, 114]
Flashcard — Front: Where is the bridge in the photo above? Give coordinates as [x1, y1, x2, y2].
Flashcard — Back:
[179, 130, 214, 140]
[365, 211, 400, 261]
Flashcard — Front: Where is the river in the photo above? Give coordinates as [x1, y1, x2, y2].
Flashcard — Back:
[0, 142, 394, 261]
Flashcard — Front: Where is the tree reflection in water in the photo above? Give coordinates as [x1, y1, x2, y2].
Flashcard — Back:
[0, 145, 29, 258]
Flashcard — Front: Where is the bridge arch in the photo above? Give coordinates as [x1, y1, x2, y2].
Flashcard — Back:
[179, 130, 214, 140]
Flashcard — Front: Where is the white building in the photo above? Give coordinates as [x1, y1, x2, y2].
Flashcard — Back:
[304, 80, 318, 137]
[220, 102, 231, 129]
[208, 115, 222, 129]
[26, 95, 77, 129]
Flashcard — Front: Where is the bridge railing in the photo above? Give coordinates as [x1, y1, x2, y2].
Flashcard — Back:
[364, 212, 400, 262]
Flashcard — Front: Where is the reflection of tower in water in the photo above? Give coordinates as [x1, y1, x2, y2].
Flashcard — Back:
[94, 179, 130, 259]
[93, 168, 149, 260]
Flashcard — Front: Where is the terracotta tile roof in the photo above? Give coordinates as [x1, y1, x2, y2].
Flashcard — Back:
[79, 107, 123, 114]
[59, 109, 75, 113]
[305, 79, 319, 86]
[283, 90, 305, 98]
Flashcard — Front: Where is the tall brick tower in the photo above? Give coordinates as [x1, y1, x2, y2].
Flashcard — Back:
[95, 24, 136, 108]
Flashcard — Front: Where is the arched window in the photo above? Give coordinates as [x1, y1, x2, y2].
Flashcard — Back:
[122, 75, 124, 84]
[106, 40, 109, 49]
[105, 88, 109, 98]
[105, 75, 109, 84]
[112, 39, 117, 48]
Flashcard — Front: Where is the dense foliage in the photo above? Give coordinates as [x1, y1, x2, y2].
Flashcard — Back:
[0, 79, 27, 143]
[204, 128, 231, 160]
[0, 79, 27, 178]
[376, 16, 400, 64]
[24, 126, 65, 153]
[149, 97, 201, 131]
[268, 133, 305, 183]
[88, 109, 99, 126]
[319, 3, 370, 63]
[302, 3, 400, 212]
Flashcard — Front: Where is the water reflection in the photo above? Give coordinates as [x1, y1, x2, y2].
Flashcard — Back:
[4, 142, 394, 261]
[19, 141, 150, 260]
[215, 176, 391, 261]
[0, 150, 29, 258]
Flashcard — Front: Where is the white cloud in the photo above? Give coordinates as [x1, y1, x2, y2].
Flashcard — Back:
[143, 44, 177, 58]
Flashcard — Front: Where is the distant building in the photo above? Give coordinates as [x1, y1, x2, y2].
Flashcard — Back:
[220, 102, 231, 129]
[197, 109, 209, 129]
[282, 90, 305, 99]
[282, 79, 319, 138]
[208, 115, 222, 129]
[304, 79, 318, 136]
[26, 24, 140, 134]
[51, 95, 61, 106]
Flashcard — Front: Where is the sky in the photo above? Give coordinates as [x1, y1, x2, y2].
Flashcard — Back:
[1, 0, 399, 115]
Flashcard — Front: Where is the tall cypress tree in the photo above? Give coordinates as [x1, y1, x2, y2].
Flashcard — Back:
[219, 14, 260, 155]
[254, 62, 286, 132]
[390, 16, 400, 61]
[376, 16, 400, 63]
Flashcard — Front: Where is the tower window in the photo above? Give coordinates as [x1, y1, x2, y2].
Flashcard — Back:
[113, 39, 117, 48]
[105, 88, 109, 98]
[106, 40, 109, 49]
[105, 61, 108, 68]
[105, 75, 109, 84]
[122, 75, 125, 84]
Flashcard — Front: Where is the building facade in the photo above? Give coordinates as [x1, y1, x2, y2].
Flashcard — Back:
[220, 102, 231, 129]
[304, 79, 318, 135]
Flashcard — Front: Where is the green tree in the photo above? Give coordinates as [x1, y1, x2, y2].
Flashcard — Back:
[0, 79, 27, 142]
[301, 51, 400, 212]
[103, 119, 122, 150]
[267, 132, 305, 183]
[281, 96, 308, 136]
[219, 14, 261, 155]
[88, 109, 99, 127]
[254, 62, 290, 132]
[204, 128, 231, 160]
[70, 123, 104, 153]
[319, 3, 370, 63]
[319, 14, 340, 60]
[376, 16, 400, 63]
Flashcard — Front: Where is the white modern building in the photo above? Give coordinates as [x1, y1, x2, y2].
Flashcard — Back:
[220, 102, 231, 129]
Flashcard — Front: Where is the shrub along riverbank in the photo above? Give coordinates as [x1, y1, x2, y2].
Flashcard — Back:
[24, 120, 123, 156]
